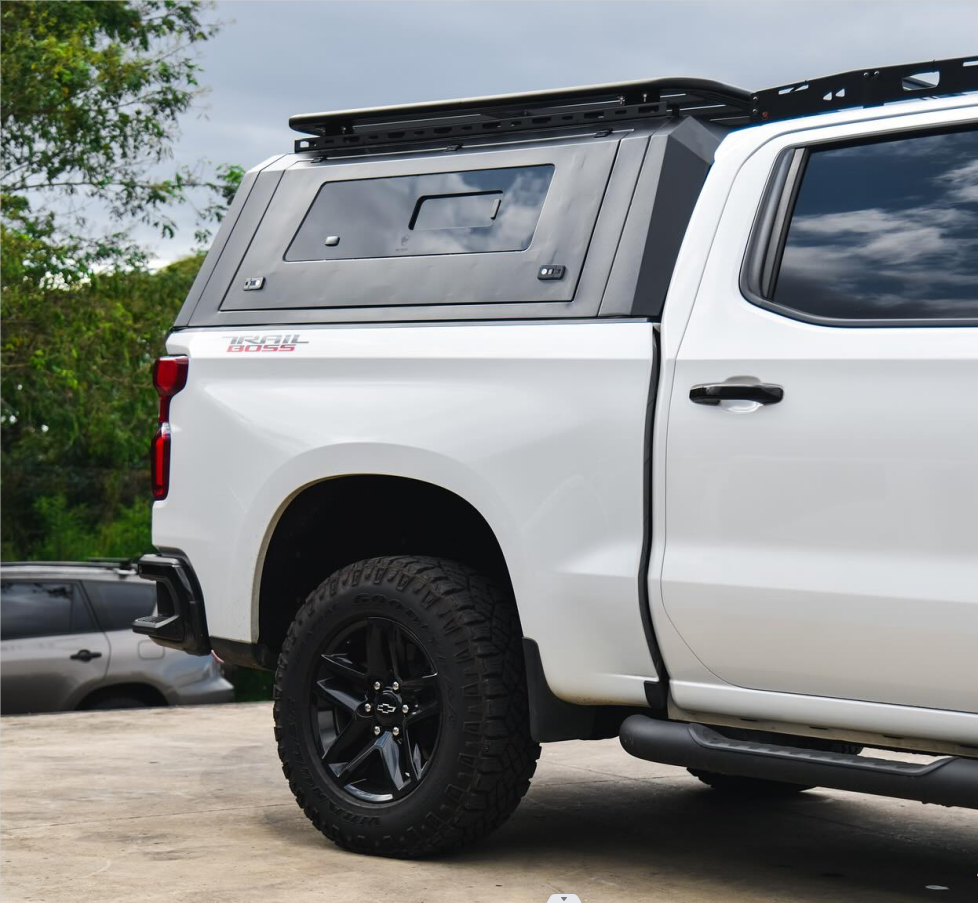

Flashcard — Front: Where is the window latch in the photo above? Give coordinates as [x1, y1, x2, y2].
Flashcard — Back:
[538, 265, 565, 281]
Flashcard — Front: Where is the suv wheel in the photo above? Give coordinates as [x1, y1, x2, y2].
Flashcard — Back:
[274, 556, 540, 857]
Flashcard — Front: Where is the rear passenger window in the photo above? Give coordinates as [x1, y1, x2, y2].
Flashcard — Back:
[286, 165, 553, 261]
[85, 581, 156, 632]
[0, 582, 95, 640]
[769, 127, 978, 323]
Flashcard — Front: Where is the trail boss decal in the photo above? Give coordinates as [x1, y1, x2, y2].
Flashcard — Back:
[225, 334, 309, 353]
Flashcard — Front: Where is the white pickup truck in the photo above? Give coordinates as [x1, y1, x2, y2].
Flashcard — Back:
[135, 56, 978, 857]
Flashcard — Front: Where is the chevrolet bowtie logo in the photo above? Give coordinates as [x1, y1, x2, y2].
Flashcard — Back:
[376, 703, 397, 715]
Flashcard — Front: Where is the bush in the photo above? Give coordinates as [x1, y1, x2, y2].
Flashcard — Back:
[2, 258, 201, 561]
[27, 494, 152, 561]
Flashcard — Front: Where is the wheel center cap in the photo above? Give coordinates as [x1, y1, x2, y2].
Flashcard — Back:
[374, 690, 401, 725]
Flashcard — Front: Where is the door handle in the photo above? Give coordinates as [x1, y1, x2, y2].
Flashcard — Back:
[70, 649, 102, 662]
[690, 383, 784, 406]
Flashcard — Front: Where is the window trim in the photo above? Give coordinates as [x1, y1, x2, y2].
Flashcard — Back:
[740, 125, 978, 328]
[72, 582, 100, 635]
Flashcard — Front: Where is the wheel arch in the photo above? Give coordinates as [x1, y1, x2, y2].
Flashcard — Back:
[255, 474, 517, 662]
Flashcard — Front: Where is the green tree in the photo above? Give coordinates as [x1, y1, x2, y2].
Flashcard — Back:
[2, 1, 234, 262]
[1, 254, 206, 558]
[1, 1, 240, 559]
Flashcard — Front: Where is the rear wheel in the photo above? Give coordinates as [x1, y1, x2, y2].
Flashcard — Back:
[274, 556, 539, 857]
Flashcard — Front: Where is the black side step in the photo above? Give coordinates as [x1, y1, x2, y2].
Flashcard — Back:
[619, 716, 978, 809]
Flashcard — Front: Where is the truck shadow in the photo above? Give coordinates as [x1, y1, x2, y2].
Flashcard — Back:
[474, 777, 975, 902]
[259, 771, 976, 902]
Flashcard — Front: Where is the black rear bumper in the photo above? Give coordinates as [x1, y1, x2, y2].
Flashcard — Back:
[132, 553, 211, 656]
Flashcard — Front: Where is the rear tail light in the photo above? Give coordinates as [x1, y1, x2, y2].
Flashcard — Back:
[151, 356, 188, 500]
[151, 423, 171, 500]
[153, 356, 189, 422]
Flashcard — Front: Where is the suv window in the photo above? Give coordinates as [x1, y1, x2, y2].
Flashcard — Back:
[0, 581, 96, 640]
[85, 580, 156, 632]
[770, 126, 978, 323]
[286, 165, 554, 261]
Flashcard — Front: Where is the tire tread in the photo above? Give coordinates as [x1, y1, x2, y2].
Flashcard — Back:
[273, 556, 539, 857]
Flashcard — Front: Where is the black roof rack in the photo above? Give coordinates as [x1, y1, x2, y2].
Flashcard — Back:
[751, 55, 977, 123]
[289, 56, 977, 156]
[289, 77, 753, 154]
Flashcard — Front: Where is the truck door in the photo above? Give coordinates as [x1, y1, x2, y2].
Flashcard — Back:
[662, 121, 978, 714]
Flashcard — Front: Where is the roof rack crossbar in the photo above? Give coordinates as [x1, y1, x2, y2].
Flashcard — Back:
[288, 56, 977, 157]
[752, 55, 978, 123]
[290, 77, 753, 154]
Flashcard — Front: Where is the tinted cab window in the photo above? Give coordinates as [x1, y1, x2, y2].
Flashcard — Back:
[772, 127, 978, 323]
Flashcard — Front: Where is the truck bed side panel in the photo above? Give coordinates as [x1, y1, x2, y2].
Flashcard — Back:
[154, 321, 659, 706]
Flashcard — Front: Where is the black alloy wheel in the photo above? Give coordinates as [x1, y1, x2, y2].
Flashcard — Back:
[274, 556, 540, 857]
[313, 617, 441, 802]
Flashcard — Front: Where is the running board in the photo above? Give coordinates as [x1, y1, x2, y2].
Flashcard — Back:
[619, 716, 978, 809]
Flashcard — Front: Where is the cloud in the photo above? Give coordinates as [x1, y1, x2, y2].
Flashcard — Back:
[790, 205, 972, 271]
[71, 1, 978, 265]
[780, 193, 977, 316]
[936, 158, 978, 204]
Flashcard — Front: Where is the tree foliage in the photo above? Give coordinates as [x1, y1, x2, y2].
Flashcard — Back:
[1, 0, 237, 259]
[1, 1, 237, 559]
[1, 253, 205, 559]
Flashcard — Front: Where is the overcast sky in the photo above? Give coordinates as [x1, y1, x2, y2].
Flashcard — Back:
[141, 0, 978, 264]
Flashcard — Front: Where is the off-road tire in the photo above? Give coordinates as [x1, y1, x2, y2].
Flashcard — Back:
[273, 556, 540, 858]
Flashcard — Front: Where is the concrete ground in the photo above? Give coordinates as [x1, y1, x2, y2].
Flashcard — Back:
[1, 704, 975, 903]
